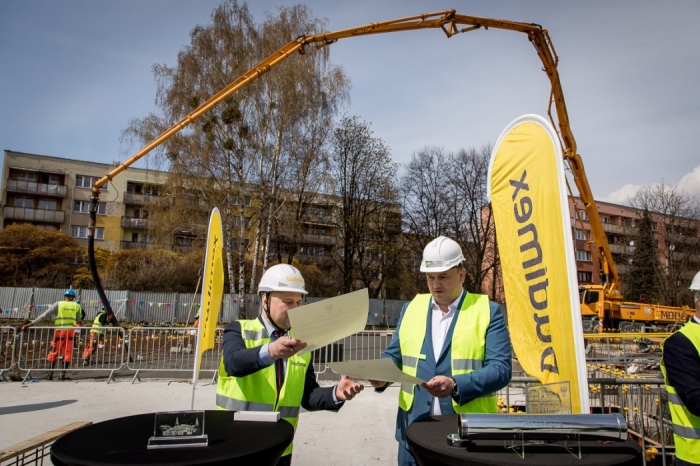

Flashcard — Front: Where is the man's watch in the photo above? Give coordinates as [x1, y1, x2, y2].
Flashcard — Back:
[451, 378, 459, 397]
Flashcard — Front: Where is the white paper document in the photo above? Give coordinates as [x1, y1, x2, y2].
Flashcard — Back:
[328, 359, 426, 385]
[288, 288, 369, 355]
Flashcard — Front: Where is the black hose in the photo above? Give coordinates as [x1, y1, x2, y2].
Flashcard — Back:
[89, 194, 113, 314]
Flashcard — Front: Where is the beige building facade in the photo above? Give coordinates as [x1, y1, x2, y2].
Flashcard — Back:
[2, 150, 167, 251]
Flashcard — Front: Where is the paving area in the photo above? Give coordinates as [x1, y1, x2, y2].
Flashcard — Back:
[0, 376, 399, 465]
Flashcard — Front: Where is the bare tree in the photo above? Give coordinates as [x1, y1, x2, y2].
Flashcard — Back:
[329, 115, 400, 295]
[399, 144, 495, 293]
[122, 1, 348, 296]
[446, 145, 496, 292]
[630, 181, 700, 305]
[400, 146, 452, 248]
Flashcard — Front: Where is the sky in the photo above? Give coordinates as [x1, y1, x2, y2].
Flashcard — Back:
[2, 0, 700, 205]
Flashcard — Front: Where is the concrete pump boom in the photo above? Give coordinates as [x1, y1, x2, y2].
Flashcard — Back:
[87, 9, 619, 313]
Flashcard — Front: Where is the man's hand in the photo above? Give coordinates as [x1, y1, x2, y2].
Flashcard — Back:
[369, 379, 390, 389]
[421, 375, 455, 398]
[20, 324, 30, 332]
[335, 375, 364, 401]
[269, 336, 307, 360]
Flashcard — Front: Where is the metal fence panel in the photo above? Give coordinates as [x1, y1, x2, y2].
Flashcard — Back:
[16, 327, 125, 377]
[0, 287, 33, 320]
[125, 327, 222, 375]
[127, 292, 179, 324]
[0, 326, 18, 374]
[78, 289, 128, 321]
[31, 288, 65, 320]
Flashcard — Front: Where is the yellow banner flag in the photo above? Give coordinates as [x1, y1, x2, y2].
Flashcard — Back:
[487, 115, 589, 413]
[193, 208, 224, 384]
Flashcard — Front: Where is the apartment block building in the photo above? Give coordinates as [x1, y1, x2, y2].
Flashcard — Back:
[2, 150, 167, 251]
[482, 196, 700, 303]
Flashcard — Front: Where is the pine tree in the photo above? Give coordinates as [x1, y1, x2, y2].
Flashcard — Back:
[625, 210, 660, 303]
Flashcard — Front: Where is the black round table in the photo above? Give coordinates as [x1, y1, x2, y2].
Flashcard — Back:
[50, 410, 294, 466]
[406, 415, 642, 466]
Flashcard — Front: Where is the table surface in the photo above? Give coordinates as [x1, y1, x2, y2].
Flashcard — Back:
[406, 415, 643, 466]
[50, 410, 294, 466]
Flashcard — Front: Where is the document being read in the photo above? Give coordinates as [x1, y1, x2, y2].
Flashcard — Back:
[328, 359, 425, 385]
[288, 288, 368, 356]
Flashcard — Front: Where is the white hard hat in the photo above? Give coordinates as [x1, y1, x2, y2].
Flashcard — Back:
[420, 236, 465, 273]
[690, 271, 700, 291]
[258, 264, 308, 295]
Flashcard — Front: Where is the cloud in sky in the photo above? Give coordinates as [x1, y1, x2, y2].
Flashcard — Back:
[602, 164, 700, 206]
[1, 0, 699, 203]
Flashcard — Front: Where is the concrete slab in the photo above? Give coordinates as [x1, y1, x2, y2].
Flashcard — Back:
[0, 378, 399, 465]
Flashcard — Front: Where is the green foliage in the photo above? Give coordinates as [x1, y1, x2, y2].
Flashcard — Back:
[625, 210, 660, 303]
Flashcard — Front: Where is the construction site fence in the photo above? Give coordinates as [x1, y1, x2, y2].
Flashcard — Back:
[1, 326, 678, 462]
[0, 287, 408, 327]
[0, 326, 397, 384]
[2, 327, 668, 381]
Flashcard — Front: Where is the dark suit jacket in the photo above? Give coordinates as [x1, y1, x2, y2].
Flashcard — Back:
[221, 316, 341, 412]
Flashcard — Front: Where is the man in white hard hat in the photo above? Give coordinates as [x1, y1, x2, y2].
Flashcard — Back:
[216, 263, 363, 465]
[370, 236, 512, 466]
[660, 271, 700, 465]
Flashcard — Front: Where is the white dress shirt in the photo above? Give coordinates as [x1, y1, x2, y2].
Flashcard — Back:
[429, 290, 464, 416]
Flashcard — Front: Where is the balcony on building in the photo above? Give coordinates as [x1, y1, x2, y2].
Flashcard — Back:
[5, 179, 67, 198]
[300, 233, 336, 245]
[3, 207, 64, 223]
[601, 222, 625, 234]
[121, 217, 150, 229]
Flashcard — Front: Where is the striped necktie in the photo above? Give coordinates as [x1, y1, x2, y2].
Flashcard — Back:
[271, 330, 284, 394]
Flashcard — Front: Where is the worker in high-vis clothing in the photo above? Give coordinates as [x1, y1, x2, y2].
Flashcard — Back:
[370, 236, 512, 466]
[661, 270, 700, 465]
[82, 307, 118, 365]
[22, 289, 85, 380]
[216, 264, 363, 466]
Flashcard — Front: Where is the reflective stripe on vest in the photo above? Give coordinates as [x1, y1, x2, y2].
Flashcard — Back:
[55, 301, 81, 328]
[216, 319, 310, 457]
[398, 293, 497, 413]
[90, 311, 106, 335]
[661, 322, 700, 463]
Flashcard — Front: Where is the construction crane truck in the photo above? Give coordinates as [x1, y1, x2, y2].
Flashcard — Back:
[82, 10, 693, 332]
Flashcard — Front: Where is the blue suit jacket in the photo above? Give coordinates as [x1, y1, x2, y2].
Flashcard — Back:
[382, 292, 512, 448]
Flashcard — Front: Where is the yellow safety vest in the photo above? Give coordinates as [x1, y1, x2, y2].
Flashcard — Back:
[398, 293, 497, 413]
[90, 311, 106, 335]
[661, 322, 700, 464]
[216, 319, 310, 457]
[55, 301, 82, 328]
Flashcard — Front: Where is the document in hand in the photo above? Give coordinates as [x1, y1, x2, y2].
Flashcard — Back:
[287, 288, 369, 355]
[328, 359, 426, 385]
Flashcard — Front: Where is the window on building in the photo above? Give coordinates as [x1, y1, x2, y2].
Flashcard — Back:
[575, 250, 592, 262]
[40, 173, 60, 185]
[16, 170, 37, 182]
[71, 226, 104, 239]
[37, 199, 57, 210]
[577, 271, 592, 282]
[575, 229, 588, 241]
[600, 215, 611, 224]
[144, 185, 160, 196]
[177, 237, 193, 246]
[131, 232, 149, 243]
[13, 197, 34, 208]
[75, 175, 108, 190]
[578, 210, 589, 221]
[73, 201, 105, 215]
